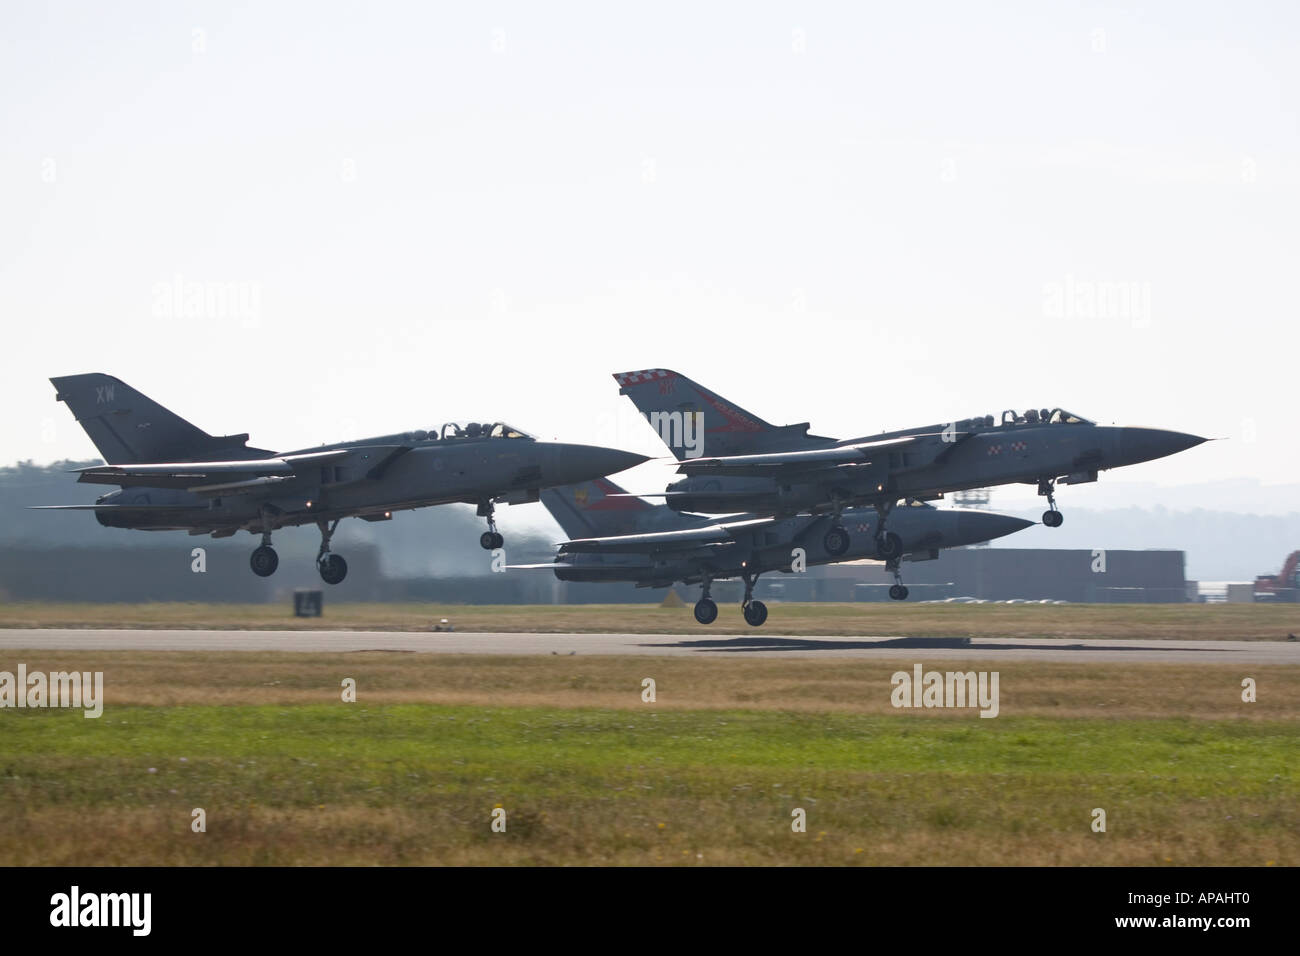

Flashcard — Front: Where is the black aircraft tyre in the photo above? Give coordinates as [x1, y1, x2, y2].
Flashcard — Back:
[823, 525, 850, 556]
[743, 600, 768, 627]
[889, 584, 910, 601]
[1042, 510, 1063, 527]
[250, 546, 278, 577]
[480, 531, 505, 550]
[694, 598, 718, 625]
[318, 553, 348, 585]
[876, 531, 903, 560]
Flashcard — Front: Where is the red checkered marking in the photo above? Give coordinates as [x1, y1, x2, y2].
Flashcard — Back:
[988, 444, 1002, 456]
[613, 369, 675, 386]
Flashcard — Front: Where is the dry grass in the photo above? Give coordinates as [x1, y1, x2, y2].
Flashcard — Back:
[1, 650, 1296, 719]
[4, 792, 1292, 867]
[2, 600, 1299, 640]
[3, 651, 1295, 866]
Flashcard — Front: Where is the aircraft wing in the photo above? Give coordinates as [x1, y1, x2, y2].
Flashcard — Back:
[72, 446, 409, 492]
[506, 561, 658, 571]
[608, 490, 760, 502]
[29, 503, 199, 512]
[558, 517, 776, 553]
[674, 437, 918, 476]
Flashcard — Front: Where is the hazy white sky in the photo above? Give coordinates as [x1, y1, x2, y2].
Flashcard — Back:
[4, 1, 1297, 511]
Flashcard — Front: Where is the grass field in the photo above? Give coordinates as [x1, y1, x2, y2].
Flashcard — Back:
[2, 600, 1299, 640]
[1, 651, 1296, 865]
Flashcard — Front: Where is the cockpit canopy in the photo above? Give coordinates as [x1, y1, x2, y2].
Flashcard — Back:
[998, 408, 1092, 426]
[395, 422, 536, 443]
[955, 409, 1093, 431]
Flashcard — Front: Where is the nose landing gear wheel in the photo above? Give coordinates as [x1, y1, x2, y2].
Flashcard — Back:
[318, 553, 348, 585]
[694, 598, 718, 625]
[823, 525, 850, 556]
[875, 531, 903, 560]
[1038, 478, 1063, 527]
[250, 545, 278, 577]
[889, 584, 910, 601]
[743, 600, 768, 627]
[477, 499, 504, 550]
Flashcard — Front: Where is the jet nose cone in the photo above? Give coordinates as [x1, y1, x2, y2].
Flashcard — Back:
[1118, 428, 1208, 465]
[549, 445, 649, 485]
[957, 511, 1036, 545]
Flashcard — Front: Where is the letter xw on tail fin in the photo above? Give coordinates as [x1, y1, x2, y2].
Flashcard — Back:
[50, 373, 270, 464]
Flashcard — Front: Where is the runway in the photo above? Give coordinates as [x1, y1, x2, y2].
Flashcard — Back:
[0, 628, 1297, 663]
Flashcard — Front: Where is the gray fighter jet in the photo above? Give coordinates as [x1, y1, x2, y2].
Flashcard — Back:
[513, 477, 1033, 626]
[37, 373, 647, 584]
[614, 368, 1207, 561]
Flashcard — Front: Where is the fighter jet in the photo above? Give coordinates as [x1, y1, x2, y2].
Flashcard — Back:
[37, 373, 647, 584]
[614, 368, 1207, 561]
[513, 477, 1034, 626]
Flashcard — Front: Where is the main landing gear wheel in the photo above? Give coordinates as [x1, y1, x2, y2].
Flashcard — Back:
[875, 531, 903, 561]
[694, 598, 718, 625]
[886, 557, 909, 601]
[823, 525, 850, 557]
[1042, 510, 1063, 528]
[480, 531, 504, 550]
[314, 517, 346, 584]
[250, 545, 278, 577]
[739, 570, 767, 627]
[318, 553, 348, 585]
[694, 576, 718, 625]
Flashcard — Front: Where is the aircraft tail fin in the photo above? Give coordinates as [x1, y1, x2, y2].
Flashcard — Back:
[613, 368, 799, 460]
[541, 477, 658, 539]
[49, 373, 269, 464]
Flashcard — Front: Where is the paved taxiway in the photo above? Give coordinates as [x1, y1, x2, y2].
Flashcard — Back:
[0, 629, 1297, 664]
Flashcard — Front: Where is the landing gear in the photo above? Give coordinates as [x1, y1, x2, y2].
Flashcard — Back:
[249, 518, 279, 577]
[873, 499, 902, 559]
[477, 500, 504, 550]
[823, 525, 850, 556]
[823, 491, 854, 556]
[886, 559, 909, 600]
[316, 518, 347, 584]
[694, 598, 718, 625]
[740, 570, 767, 627]
[1039, 478, 1064, 527]
[318, 553, 348, 585]
[694, 576, 718, 625]
[875, 531, 903, 560]
[250, 542, 278, 577]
